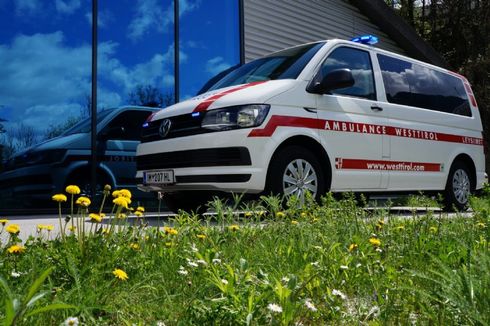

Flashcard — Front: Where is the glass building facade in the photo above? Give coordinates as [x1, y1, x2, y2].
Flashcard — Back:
[0, 0, 241, 212]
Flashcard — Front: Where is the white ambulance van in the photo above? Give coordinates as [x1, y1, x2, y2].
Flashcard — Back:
[136, 36, 485, 211]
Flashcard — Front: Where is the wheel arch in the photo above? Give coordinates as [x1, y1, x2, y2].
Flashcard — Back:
[266, 135, 332, 191]
[64, 163, 116, 189]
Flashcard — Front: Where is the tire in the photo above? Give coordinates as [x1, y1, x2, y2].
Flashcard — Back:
[443, 161, 472, 211]
[267, 146, 327, 204]
[163, 191, 211, 214]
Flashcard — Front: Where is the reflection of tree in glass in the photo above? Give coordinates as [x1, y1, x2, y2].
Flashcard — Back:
[44, 116, 82, 140]
[128, 84, 174, 108]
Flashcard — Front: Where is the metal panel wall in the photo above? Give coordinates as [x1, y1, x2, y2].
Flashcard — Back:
[243, 0, 405, 62]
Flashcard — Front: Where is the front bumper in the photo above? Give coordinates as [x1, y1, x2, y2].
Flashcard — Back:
[136, 129, 275, 194]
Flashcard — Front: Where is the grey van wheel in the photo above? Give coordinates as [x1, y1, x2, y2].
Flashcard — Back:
[267, 146, 326, 203]
[444, 161, 472, 211]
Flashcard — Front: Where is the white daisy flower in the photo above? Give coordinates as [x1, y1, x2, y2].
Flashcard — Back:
[221, 279, 228, 285]
[187, 261, 199, 268]
[212, 258, 222, 264]
[304, 299, 317, 312]
[63, 317, 79, 326]
[11, 271, 21, 278]
[177, 266, 189, 276]
[196, 259, 207, 265]
[267, 303, 283, 313]
[340, 265, 348, 270]
[332, 289, 347, 300]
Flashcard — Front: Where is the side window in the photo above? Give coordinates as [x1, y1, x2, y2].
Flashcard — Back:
[104, 110, 154, 141]
[319, 47, 376, 100]
[378, 54, 471, 117]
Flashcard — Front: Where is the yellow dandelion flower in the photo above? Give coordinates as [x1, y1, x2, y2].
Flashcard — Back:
[136, 206, 145, 212]
[244, 211, 253, 218]
[197, 234, 207, 240]
[7, 244, 25, 254]
[45, 225, 54, 231]
[163, 226, 178, 235]
[89, 213, 102, 223]
[113, 197, 129, 209]
[276, 211, 285, 218]
[377, 219, 385, 225]
[117, 213, 127, 219]
[112, 190, 121, 198]
[100, 213, 106, 218]
[104, 184, 111, 192]
[291, 220, 299, 225]
[300, 212, 307, 218]
[112, 268, 128, 281]
[348, 243, 358, 252]
[165, 242, 173, 247]
[6, 224, 20, 235]
[228, 224, 240, 231]
[75, 196, 91, 207]
[37, 224, 44, 231]
[68, 226, 76, 232]
[101, 228, 110, 235]
[476, 222, 486, 228]
[429, 226, 438, 233]
[118, 189, 132, 199]
[135, 211, 143, 217]
[0, 219, 8, 225]
[395, 225, 405, 231]
[65, 185, 81, 195]
[369, 237, 381, 247]
[129, 243, 140, 250]
[52, 193, 67, 202]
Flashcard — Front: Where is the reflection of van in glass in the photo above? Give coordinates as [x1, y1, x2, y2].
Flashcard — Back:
[0, 106, 157, 206]
[136, 38, 484, 212]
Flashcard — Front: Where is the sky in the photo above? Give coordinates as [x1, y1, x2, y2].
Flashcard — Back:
[0, 0, 240, 146]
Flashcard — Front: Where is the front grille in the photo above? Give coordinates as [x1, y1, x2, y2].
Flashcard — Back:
[141, 113, 209, 143]
[137, 147, 252, 170]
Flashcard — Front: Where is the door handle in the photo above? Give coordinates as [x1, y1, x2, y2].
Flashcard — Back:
[371, 106, 383, 112]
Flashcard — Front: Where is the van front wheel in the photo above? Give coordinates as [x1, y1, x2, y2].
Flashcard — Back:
[444, 161, 472, 211]
[267, 146, 326, 203]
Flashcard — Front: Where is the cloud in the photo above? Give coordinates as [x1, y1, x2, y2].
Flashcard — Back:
[205, 57, 231, 76]
[55, 0, 80, 14]
[127, 0, 201, 42]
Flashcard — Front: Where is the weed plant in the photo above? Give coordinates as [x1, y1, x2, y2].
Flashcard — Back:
[0, 186, 489, 325]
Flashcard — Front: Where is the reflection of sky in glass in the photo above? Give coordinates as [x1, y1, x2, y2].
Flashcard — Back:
[0, 0, 239, 152]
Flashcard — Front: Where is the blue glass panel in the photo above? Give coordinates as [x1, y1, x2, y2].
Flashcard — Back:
[179, 0, 240, 99]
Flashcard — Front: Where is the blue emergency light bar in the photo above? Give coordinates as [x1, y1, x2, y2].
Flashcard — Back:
[351, 35, 379, 45]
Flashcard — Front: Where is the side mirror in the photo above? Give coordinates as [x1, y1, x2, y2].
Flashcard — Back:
[98, 126, 125, 141]
[307, 68, 355, 94]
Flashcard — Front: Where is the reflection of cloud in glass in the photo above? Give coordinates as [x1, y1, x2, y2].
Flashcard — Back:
[128, 0, 201, 42]
[0, 32, 176, 134]
[205, 57, 231, 75]
[55, 0, 81, 14]
[85, 10, 114, 28]
[14, 0, 41, 15]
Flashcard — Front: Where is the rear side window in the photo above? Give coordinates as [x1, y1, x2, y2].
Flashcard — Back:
[378, 54, 471, 117]
[319, 47, 376, 100]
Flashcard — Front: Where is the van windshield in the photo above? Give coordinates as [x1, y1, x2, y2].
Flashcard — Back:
[62, 109, 114, 136]
[207, 42, 326, 91]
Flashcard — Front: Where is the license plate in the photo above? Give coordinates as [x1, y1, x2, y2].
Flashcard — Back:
[144, 170, 175, 185]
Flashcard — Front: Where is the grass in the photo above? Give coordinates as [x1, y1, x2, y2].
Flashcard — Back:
[0, 188, 489, 325]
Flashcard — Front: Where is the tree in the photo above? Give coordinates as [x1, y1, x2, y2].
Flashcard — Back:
[43, 116, 82, 140]
[128, 84, 174, 108]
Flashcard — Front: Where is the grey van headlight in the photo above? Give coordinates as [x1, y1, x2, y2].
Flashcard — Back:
[23, 149, 67, 165]
[201, 104, 270, 131]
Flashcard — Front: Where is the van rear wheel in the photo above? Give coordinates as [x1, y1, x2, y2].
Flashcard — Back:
[267, 146, 326, 204]
[444, 161, 472, 211]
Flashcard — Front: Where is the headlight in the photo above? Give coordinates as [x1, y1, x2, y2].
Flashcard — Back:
[22, 149, 67, 165]
[201, 104, 270, 131]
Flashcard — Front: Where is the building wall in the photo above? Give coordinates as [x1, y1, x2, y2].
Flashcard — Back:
[243, 0, 405, 61]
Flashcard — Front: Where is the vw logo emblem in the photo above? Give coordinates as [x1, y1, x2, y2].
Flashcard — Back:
[159, 119, 172, 138]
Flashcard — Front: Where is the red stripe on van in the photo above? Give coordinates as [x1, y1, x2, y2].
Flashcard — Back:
[248, 115, 483, 146]
[193, 81, 268, 113]
[335, 158, 442, 172]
